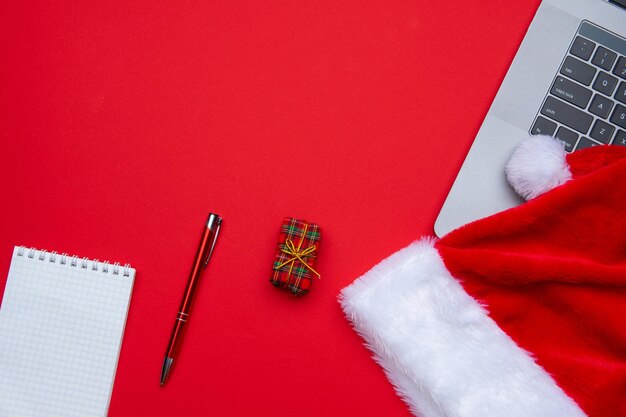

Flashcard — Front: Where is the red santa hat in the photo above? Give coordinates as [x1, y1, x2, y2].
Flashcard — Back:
[340, 136, 626, 417]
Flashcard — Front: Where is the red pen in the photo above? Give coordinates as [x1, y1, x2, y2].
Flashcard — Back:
[160, 213, 222, 386]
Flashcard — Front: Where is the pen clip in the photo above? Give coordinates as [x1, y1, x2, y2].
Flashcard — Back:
[203, 215, 222, 268]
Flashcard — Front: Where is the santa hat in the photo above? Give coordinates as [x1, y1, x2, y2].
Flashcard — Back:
[340, 136, 626, 417]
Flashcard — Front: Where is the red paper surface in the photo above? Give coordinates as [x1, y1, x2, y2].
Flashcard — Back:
[0, 1, 540, 416]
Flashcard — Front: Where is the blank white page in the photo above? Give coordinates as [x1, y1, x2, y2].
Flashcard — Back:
[0, 246, 135, 417]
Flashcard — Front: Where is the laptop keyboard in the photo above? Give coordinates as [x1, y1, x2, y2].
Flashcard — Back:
[530, 21, 626, 151]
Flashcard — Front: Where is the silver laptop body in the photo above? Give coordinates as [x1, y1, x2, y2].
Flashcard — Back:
[435, 0, 626, 237]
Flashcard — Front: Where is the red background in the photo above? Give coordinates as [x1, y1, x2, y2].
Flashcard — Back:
[0, 1, 540, 416]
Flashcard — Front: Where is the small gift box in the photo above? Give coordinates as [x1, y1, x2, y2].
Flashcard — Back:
[270, 218, 321, 296]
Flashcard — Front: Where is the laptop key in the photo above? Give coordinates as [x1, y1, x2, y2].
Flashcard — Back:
[555, 127, 578, 152]
[613, 130, 626, 146]
[560, 56, 596, 86]
[591, 46, 617, 71]
[575, 137, 599, 151]
[541, 96, 593, 133]
[569, 36, 595, 61]
[551, 76, 592, 108]
[616, 82, 626, 105]
[531, 116, 557, 136]
[611, 104, 626, 129]
[589, 120, 615, 144]
[588, 94, 614, 118]
[592, 72, 618, 96]
[614, 56, 626, 80]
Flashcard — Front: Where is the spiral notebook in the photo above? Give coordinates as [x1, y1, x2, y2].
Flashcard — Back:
[0, 246, 135, 417]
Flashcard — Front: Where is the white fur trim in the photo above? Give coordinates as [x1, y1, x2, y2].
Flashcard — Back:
[505, 135, 572, 200]
[339, 239, 586, 417]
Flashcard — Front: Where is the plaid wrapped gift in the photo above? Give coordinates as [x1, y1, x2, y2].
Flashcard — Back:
[270, 218, 321, 296]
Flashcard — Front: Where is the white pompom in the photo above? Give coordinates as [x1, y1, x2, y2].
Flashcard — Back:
[505, 135, 572, 200]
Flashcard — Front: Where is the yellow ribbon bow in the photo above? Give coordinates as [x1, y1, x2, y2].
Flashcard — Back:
[274, 238, 320, 278]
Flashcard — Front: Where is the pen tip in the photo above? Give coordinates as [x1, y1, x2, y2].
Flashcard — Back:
[160, 357, 173, 387]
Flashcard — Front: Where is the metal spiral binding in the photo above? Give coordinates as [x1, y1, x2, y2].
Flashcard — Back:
[15, 246, 131, 278]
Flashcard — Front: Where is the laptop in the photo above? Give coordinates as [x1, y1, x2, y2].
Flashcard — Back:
[434, 0, 626, 237]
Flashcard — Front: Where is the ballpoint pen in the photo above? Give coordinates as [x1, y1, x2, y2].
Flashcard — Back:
[160, 213, 222, 386]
